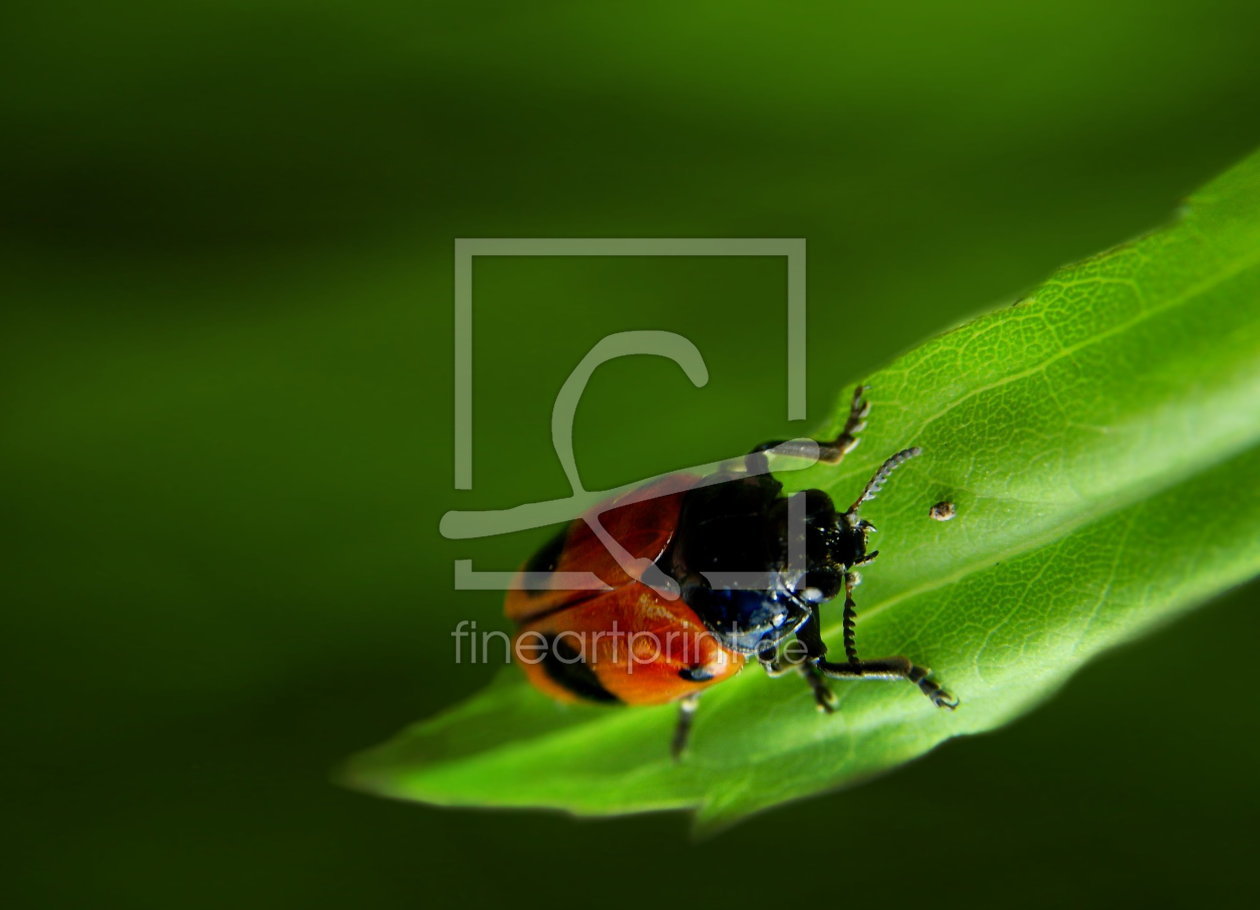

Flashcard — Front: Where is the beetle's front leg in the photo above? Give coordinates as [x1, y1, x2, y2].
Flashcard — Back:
[760, 623, 838, 712]
[813, 573, 958, 709]
[815, 656, 958, 709]
[756, 641, 801, 677]
[792, 608, 839, 712]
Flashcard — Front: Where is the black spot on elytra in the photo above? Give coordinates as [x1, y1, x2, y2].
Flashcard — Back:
[522, 525, 570, 597]
[540, 635, 620, 704]
[678, 665, 715, 682]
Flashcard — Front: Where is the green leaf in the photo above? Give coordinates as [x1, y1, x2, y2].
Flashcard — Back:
[342, 151, 1260, 831]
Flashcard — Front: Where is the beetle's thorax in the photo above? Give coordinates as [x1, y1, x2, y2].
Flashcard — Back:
[663, 472, 863, 653]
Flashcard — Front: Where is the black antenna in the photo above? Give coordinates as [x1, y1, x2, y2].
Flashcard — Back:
[846, 447, 922, 515]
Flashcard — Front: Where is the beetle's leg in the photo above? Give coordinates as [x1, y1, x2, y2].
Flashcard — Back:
[745, 385, 871, 473]
[823, 383, 873, 459]
[816, 656, 958, 709]
[798, 662, 838, 713]
[757, 641, 799, 677]
[814, 574, 958, 708]
[671, 692, 701, 760]
[764, 614, 838, 712]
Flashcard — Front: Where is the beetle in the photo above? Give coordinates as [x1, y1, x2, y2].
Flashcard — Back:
[505, 387, 956, 757]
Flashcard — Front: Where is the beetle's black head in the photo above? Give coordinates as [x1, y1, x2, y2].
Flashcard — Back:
[666, 473, 873, 654]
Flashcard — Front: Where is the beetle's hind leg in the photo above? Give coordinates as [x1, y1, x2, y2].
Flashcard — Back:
[671, 693, 701, 760]
[745, 385, 871, 471]
[814, 573, 958, 709]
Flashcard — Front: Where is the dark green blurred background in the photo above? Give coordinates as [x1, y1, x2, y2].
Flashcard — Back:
[5, 1, 1259, 907]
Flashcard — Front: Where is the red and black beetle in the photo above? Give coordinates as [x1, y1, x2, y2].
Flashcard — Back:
[506, 387, 957, 756]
